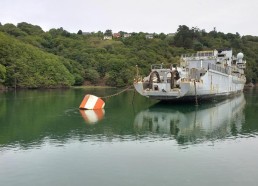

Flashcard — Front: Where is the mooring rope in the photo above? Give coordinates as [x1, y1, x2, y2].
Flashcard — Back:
[100, 85, 133, 99]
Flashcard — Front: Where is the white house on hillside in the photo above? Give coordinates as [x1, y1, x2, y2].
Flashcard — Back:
[104, 35, 112, 40]
[145, 34, 154, 39]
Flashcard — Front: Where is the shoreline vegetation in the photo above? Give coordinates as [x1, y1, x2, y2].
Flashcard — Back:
[1, 22, 258, 90]
[0, 84, 119, 91]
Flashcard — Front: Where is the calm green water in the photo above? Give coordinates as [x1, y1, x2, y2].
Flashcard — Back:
[0, 88, 258, 186]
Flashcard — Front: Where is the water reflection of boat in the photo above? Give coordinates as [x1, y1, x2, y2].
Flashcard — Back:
[134, 94, 246, 144]
[80, 109, 105, 124]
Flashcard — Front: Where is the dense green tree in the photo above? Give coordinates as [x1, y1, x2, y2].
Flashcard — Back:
[158, 33, 166, 40]
[0, 64, 6, 83]
[104, 29, 112, 36]
[0, 23, 28, 37]
[85, 68, 100, 84]
[193, 41, 203, 51]
[0, 32, 74, 88]
[174, 25, 194, 48]
[77, 30, 82, 35]
[17, 22, 44, 35]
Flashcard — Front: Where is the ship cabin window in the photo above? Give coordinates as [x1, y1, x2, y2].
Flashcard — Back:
[154, 85, 159, 91]
[218, 54, 225, 57]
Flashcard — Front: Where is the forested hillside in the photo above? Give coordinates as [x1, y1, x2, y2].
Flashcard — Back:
[0, 22, 258, 89]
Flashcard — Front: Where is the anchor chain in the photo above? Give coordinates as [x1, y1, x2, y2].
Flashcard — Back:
[100, 85, 133, 99]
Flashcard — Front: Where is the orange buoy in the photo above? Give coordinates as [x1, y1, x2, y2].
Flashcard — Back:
[80, 109, 105, 124]
[79, 94, 105, 110]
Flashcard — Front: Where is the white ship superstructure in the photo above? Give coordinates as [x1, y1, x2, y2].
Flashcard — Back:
[134, 49, 246, 101]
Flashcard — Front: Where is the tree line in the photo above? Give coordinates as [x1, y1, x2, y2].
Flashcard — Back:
[0, 22, 258, 89]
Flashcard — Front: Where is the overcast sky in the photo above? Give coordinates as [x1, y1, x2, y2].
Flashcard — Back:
[1, 0, 257, 36]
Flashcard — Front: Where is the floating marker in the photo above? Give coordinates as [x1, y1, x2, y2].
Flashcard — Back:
[79, 94, 105, 110]
[80, 109, 105, 124]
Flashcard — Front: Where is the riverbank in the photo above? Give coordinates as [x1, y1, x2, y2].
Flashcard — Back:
[73, 85, 115, 89]
[244, 82, 257, 88]
[0, 84, 7, 91]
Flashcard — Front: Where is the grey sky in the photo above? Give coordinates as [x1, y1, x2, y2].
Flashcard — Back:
[1, 0, 257, 36]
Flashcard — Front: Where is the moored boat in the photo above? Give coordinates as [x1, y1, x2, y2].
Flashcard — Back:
[134, 49, 246, 101]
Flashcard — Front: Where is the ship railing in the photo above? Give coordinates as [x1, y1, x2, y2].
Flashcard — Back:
[151, 64, 179, 71]
[208, 63, 245, 76]
[182, 56, 217, 62]
[208, 63, 228, 74]
[181, 51, 215, 58]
